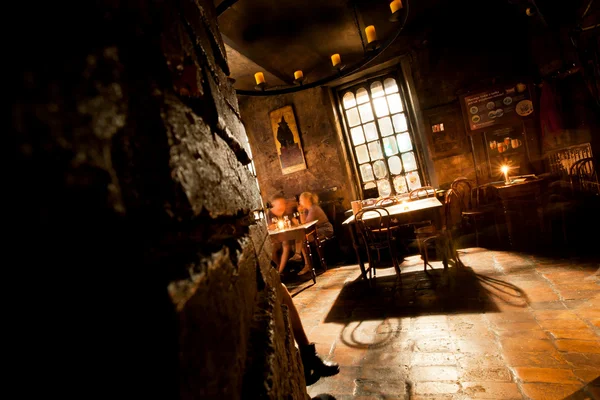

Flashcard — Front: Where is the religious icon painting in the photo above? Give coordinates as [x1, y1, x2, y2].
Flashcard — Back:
[269, 105, 307, 174]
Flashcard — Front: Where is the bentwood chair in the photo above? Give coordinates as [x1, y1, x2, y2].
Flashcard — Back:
[409, 186, 436, 201]
[452, 177, 500, 247]
[414, 189, 461, 272]
[355, 207, 402, 285]
[570, 157, 598, 194]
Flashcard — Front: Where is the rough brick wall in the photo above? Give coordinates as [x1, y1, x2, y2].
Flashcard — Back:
[10, 1, 308, 399]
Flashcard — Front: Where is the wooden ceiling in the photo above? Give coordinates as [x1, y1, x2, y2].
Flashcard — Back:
[215, 0, 596, 91]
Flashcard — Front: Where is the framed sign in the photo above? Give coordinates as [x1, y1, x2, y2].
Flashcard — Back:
[269, 105, 307, 175]
[460, 83, 533, 134]
[422, 103, 467, 160]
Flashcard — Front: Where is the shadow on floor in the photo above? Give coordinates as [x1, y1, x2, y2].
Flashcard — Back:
[324, 264, 527, 325]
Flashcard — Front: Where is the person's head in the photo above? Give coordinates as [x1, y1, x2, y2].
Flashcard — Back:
[270, 195, 287, 216]
[299, 192, 318, 209]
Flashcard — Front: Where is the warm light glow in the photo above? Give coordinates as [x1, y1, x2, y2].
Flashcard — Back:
[365, 25, 377, 43]
[501, 165, 509, 174]
[390, 0, 403, 13]
[331, 54, 341, 67]
[294, 70, 304, 80]
[277, 220, 285, 230]
[254, 72, 265, 85]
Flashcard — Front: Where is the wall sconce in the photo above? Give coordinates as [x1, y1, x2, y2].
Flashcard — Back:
[389, 0, 403, 21]
[293, 70, 305, 85]
[365, 25, 381, 51]
[331, 54, 345, 72]
[254, 72, 267, 91]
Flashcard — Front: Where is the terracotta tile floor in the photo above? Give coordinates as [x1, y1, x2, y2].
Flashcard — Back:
[290, 249, 600, 400]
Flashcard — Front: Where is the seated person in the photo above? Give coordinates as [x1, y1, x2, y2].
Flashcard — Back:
[278, 282, 339, 385]
[267, 195, 297, 274]
[292, 192, 334, 275]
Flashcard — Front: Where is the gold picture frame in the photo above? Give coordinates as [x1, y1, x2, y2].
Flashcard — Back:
[269, 105, 307, 174]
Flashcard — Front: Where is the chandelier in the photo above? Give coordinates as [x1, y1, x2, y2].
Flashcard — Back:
[218, 0, 410, 97]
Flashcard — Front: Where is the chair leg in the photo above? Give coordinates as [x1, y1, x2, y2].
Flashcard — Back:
[315, 240, 327, 271]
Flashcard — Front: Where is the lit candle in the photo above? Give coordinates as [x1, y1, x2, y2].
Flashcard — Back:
[254, 72, 265, 85]
[390, 0, 403, 13]
[331, 54, 341, 67]
[501, 165, 510, 184]
[294, 70, 304, 80]
[277, 220, 285, 230]
[365, 25, 377, 44]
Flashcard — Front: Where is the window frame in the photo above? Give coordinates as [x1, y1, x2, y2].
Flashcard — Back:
[335, 67, 427, 198]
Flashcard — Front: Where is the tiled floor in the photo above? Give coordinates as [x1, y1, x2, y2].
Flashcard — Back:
[291, 249, 600, 400]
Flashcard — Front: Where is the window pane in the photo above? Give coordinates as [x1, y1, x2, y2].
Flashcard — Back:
[378, 117, 394, 137]
[387, 93, 403, 113]
[393, 175, 408, 194]
[364, 182, 376, 190]
[355, 144, 369, 163]
[370, 81, 384, 98]
[360, 163, 374, 182]
[368, 141, 383, 160]
[358, 103, 374, 123]
[396, 132, 412, 152]
[377, 180, 392, 197]
[356, 87, 369, 104]
[350, 126, 365, 145]
[406, 171, 422, 191]
[392, 113, 408, 132]
[363, 122, 378, 142]
[383, 136, 398, 156]
[346, 107, 360, 127]
[373, 160, 388, 179]
[373, 97, 389, 117]
[388, 156, 402, 175]
[343, 92, 356, 109]
[402, 151, 417, 171]
[384, 78, 399, 94]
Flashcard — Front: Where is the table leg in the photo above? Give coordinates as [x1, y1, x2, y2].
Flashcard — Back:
[348, 224, 367, 280]
[502, 200, 515, 248]
[302, 239, 316, 284]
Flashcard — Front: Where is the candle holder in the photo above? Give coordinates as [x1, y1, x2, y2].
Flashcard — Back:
[293, 76, 305, 86]
[366, 40, 381, 52]
[332, 64, 346, 74]
[254, 82, 267, 91]
[389, 10, 402, 22]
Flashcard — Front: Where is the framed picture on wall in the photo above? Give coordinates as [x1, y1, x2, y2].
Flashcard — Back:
[269, 105, 307, 175]
[422, 103, 467, 160]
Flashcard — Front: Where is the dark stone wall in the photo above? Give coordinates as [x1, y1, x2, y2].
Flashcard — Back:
[239, 87, 355, 208]
[11, 1, 308, 399]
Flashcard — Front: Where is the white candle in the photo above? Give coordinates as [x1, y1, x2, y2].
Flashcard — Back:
[365, 26, 377, 43]
[331, 54, 341, 67]
[254, 72, 265, 85]
[390, 0, 402, 13]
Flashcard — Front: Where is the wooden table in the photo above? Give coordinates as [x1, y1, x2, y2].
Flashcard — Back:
[342, 197, 443, 280]
[268, 220, 319, 284]
[486, 178, 546, 248]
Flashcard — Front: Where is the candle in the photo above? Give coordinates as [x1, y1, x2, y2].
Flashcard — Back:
[294, 70, 303, 80]
[254, 72, 265, 85]
[331, 54, 341, 67]
[365, 25, 377, 44]
[277, 220, 285, 230]
[390, 0, 402, 13]
[501, 165, 510, 184]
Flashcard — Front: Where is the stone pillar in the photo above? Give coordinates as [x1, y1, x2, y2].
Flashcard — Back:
[10, 1, 309, 399]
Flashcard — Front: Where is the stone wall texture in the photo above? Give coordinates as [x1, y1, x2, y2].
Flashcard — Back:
[239, 88, 354, 207]
[11, 1, 308, 399]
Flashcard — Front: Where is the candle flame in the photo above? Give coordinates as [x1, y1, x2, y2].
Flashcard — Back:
[501, 165, 509, 174]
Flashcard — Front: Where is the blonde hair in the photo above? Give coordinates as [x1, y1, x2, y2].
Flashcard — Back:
[299, 192, 318, 205]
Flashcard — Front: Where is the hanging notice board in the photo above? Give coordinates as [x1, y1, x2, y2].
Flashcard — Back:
[460, 83, 533, 134]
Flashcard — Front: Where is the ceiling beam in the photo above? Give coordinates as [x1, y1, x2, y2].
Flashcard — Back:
[221, 34, 294, 85]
